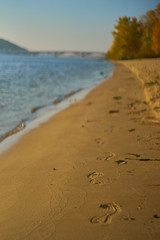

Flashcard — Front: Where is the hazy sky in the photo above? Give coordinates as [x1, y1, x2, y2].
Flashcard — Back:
[0, 0, 159, 52]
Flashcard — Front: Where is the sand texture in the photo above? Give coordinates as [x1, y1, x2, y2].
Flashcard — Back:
[120, 59, 160, 120]
[0, 62, 160, 240]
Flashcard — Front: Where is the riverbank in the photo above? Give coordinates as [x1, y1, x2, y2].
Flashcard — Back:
[0, 61, 160, 240]
[120, 58, 160, 120]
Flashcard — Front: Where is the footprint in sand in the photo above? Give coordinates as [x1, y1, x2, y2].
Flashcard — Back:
[110, 126, 120, 133]
[88, 172, 105, 185]
[96, 151, 115, 161]
[113, 96, 122, 100]
[90, 202, 121, 224]
[118, 88, 126, 92]
[94, 138, 104, 145]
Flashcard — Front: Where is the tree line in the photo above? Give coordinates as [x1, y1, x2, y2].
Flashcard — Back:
[105, 3, 160, 60]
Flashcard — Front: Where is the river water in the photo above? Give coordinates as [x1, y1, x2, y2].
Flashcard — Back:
[0, 53, 114, 140]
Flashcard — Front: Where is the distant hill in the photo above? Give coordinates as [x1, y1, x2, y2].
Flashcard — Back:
[0, 39, 28, 54]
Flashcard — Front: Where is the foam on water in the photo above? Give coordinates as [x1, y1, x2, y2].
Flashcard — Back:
[0, 88, 94, 154]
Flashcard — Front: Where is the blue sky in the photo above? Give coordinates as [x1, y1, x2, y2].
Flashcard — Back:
[0, 0, 159, 52]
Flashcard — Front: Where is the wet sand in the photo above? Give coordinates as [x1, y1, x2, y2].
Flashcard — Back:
[0, 61, 160, 240]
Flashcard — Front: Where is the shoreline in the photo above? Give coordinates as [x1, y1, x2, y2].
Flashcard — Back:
[0, 87, 92, 154]
[0, 62, 160, 239]
[0, 70, 113, 154]
[0, 54, 113, 145]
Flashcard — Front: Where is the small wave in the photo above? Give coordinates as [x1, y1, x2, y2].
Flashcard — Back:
[31, 88, 83, 114]
[0, 122, 25, 143]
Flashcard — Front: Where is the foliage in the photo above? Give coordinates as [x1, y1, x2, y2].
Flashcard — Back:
[152, 17, 160, 55]
[105, 3, 160, 60]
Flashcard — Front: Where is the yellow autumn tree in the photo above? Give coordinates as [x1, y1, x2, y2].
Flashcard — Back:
[152, 18, 160, 55]
[151, 3, 160, 55]
[105, 16, 142, 60]
[105, 2, 160, 60]
[139, 9, 156, 57]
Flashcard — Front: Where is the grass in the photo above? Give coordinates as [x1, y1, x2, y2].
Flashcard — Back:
[145, 81, 158, 87]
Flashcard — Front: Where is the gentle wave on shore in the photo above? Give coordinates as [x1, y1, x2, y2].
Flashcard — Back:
[0, 53, 114, 143]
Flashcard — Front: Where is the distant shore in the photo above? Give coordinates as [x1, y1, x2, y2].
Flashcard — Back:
[0, 60, 160, 240]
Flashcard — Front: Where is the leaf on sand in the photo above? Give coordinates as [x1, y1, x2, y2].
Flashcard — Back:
[100, 204, 109, 209]
[113, 96, 122, 100]
[128, 128, 136, 132]
[126, 153, 140, 158]
[109, 110, 119, 114]
[116, 160, 127, 164]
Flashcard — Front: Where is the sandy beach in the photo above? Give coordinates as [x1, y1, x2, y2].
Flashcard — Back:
[0, 60, 160, 240]
[120, 59, 160, 120]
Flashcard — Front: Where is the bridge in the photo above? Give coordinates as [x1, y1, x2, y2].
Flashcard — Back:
[31, 51, 105, 59]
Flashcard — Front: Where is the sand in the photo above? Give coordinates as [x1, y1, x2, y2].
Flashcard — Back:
[120, 59, 160, 120]
[0, 61, 160, 240]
